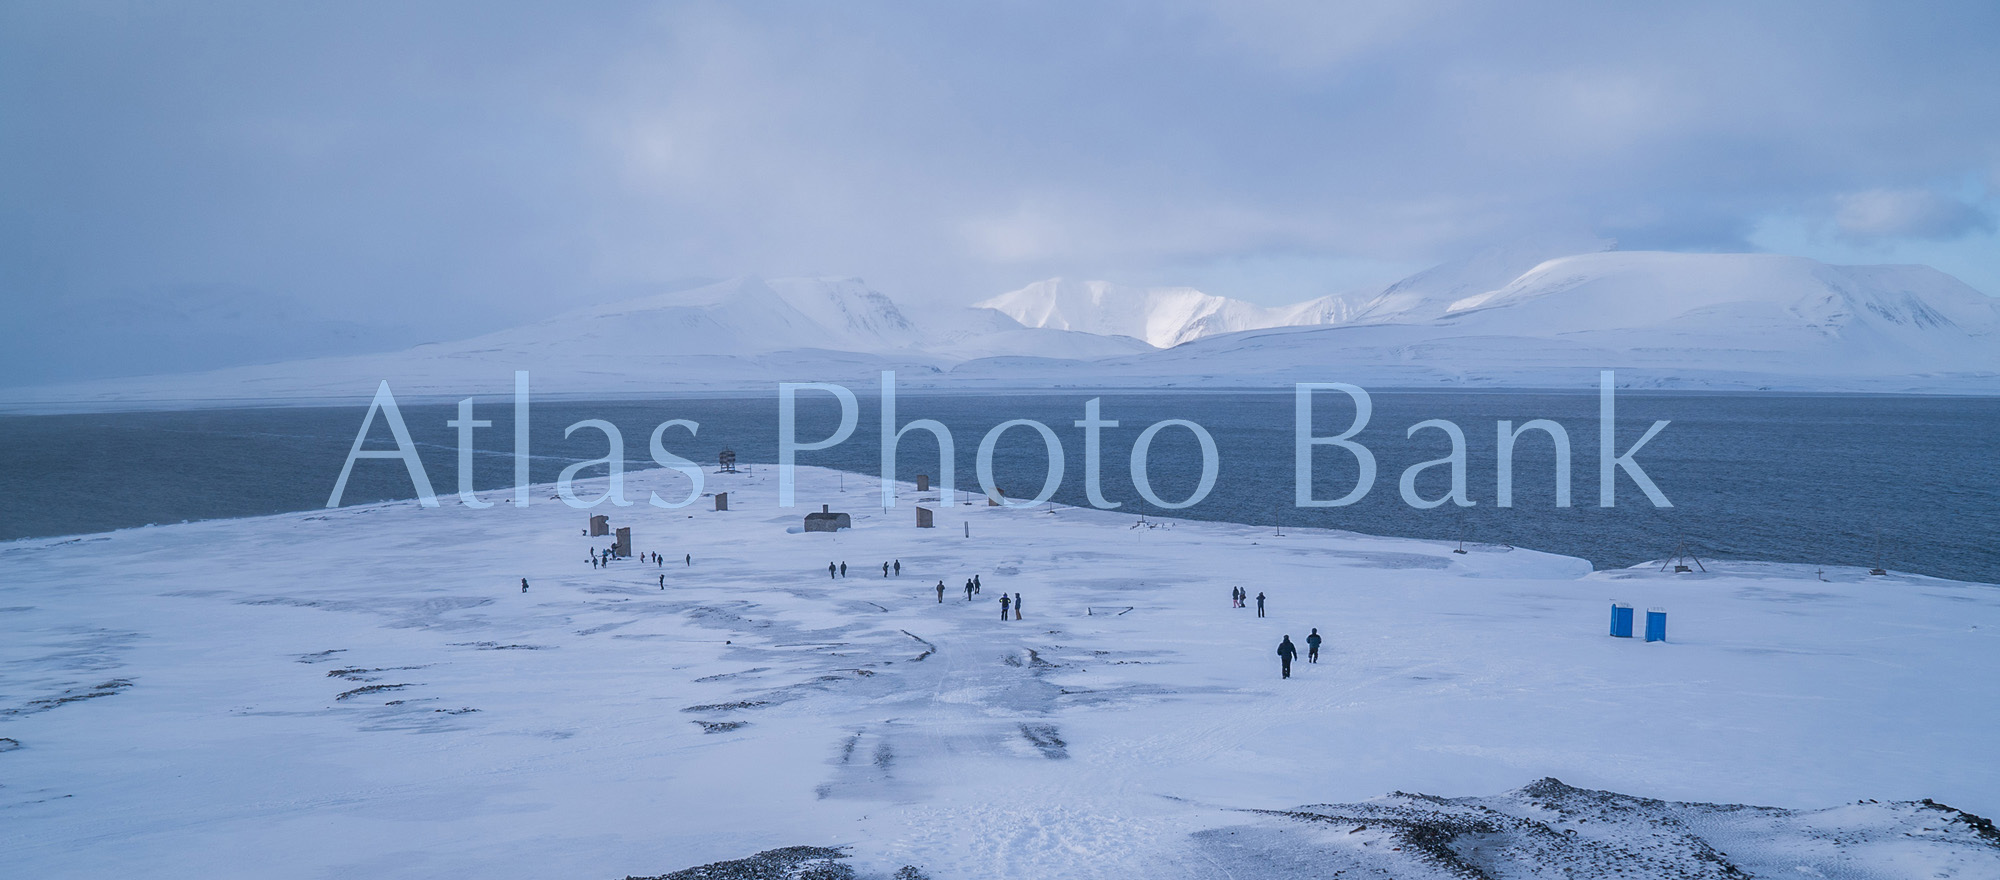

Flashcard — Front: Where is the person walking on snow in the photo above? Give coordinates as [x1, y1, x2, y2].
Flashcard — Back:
[974, 575, 982, 593]
[965, 579, 975, 601]
[659, 574, 666, 590]
[1013, 592, 1022, 620]
[999, 594, 1011, 621]
[521, 578, 529, 593]
[829, 562, 837, 580]
[685, 553, 691, 566]
[1277, 636, 1298, 679]
[936, 581, 945, 603]
[1256, 592, 1267, 617]
[840, 562, 847, 578]
[893, 560, 901, 576]
[1306, 628, 1322, 663]
[884, 562, 890, 577]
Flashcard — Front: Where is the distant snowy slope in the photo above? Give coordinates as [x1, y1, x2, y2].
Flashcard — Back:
[1440, 252, 2000, 372]
[948, 251, 2000, 392]
[977, 278, 1300, 348]
[0, 277, 1151, 409]
[979, 236, 1619, 346]
[1337, 234, 1618, 324]
[477, 275, 922, 357]
[3, 251, 1996, 411]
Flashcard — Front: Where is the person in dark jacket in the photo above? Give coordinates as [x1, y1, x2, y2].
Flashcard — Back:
[659, 574, 665, 590]
[829, 562, 837, 579]
[1256, 592, 1267, 617]
[1277, 636, 1298, 679]
[884, 561, 891, 577]
[999, 594, 1011, 620]
[1013, 592, 1022, 620]
[936, 581, 945, 602]
[1306, 628, 1322, 663]
[893, 559, 901, 576]
[840, 562, 847, 578]
[521, 578, 529, 593]
[965, 579, 975, 601]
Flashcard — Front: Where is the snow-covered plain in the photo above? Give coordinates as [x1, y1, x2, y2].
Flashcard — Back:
[2, 466, 1996, 878]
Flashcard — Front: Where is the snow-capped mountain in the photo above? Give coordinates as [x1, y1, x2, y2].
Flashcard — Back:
[956, 251, 2000, 391]
[3, 250, 1995, 411]
[462, 276, 925, 358]
[980, 235, 1621, 347]
[1336, 234, 1619, 324]
[0, 276, 1153, 408]
[975, 278, 1303, 348]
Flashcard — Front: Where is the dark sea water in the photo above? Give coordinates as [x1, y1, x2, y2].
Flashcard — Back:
[2, 390, 1995, 584]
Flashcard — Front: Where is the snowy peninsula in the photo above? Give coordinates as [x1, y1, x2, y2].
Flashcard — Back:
[1, 466, 1995, 878]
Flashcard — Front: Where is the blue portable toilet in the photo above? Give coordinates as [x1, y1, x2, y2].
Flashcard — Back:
[1610, 603, 1634, 638]
[1645, 607, 1667, 642]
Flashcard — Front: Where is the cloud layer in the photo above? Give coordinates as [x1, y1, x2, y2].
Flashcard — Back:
[2, 1, 1997, 383]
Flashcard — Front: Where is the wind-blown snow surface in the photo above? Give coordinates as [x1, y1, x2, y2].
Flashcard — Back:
[1, 467, 1995, 879]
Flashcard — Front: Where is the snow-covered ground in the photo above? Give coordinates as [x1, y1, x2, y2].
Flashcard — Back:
[2, 466, 1996, 878]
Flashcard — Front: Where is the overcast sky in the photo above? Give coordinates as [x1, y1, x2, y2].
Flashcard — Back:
[3, 1, 1997, 384]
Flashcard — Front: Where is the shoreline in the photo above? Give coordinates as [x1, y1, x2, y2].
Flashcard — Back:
[5, 463, 1995, 590]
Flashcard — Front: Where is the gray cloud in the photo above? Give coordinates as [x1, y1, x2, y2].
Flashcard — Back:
[2, 1, 1997, 383]
[1832, 188, 1993, 243]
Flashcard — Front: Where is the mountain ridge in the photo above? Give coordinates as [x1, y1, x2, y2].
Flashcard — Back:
[3, 250, 1995, 411]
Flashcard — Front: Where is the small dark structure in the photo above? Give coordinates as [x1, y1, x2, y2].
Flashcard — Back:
[1660, 541, 1705, 574]
[714, 492, 729, 511]
[916, 474, 930, 492]
[805, 504, 851, 532]
[588, 514, 610, 537]
[916, 506, 934, 529]
[719, 449, 738, 473]
[613, 527, 632, 558]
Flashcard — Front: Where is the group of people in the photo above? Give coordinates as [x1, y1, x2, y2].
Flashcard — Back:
[586, 548, 690, 570]
[1234, 588, 1325, 679]
[926, 574, 1021, 620]
[830, 560, 904, 579]
[1273, 629, 1324, 678]
[1230, 586, 1267, 617]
